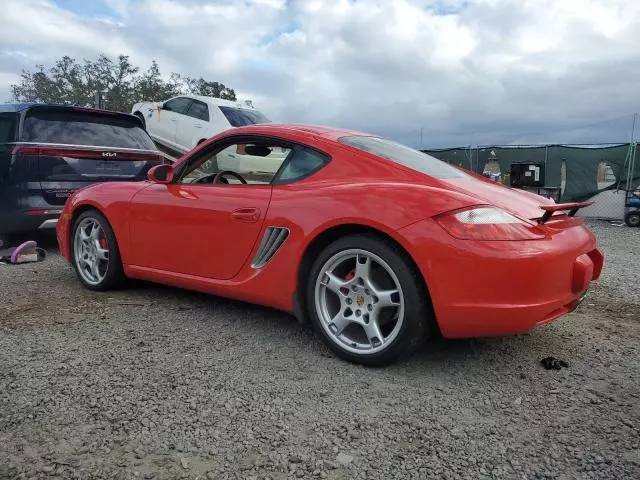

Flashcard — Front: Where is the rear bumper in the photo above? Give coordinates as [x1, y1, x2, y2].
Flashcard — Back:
[0, 212, 60, 236]
[56, 212, 72, 263]
[399, 219, 604, 338]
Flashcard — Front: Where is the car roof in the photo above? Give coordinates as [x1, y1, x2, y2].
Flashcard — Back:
[0, 102, 143, 122]
[186, 95, 258, 110]
[231, 122, 377, 141]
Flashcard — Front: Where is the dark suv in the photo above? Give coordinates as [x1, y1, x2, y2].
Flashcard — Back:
[0, 103, 165, 244]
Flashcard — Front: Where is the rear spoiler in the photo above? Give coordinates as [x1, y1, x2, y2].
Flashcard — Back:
[538, 201, 593, 224]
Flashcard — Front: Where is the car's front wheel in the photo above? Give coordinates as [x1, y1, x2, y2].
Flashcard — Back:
[307, 235, 431, 366]
[71, 210, 124, 290]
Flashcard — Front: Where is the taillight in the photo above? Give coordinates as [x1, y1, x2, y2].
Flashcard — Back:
[434, 206, 545, 241]
[11, 146, 41, 155]
[11, 145, 164, 162]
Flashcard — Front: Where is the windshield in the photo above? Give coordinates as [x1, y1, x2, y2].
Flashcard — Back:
[22, 109, 156, 150]
[218, 106, 271, 127]
[339, 135, 466, 179]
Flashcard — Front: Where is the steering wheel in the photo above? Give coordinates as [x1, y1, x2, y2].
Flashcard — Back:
[213, 170, 247, 185]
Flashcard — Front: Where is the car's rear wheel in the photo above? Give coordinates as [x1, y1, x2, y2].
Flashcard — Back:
[307, 235, 430, 366]
[72, 210, 124, 290]
[625, 211, 640, 227]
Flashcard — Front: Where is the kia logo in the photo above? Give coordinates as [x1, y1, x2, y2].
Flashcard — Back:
[102, 152, 117, 157]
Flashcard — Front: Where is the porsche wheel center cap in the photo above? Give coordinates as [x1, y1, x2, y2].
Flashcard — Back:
[356, 295, 365, 306]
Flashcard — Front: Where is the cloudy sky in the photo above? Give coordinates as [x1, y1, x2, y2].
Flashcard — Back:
[1, 0, 640, 147]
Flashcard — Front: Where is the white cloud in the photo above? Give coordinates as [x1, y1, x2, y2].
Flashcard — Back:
[1, 0, 640, 146]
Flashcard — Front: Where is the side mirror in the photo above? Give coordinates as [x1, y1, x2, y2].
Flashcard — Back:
[147, 164, 174, 184]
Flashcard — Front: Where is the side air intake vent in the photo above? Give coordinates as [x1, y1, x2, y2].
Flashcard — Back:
[251, 227, 290, 268]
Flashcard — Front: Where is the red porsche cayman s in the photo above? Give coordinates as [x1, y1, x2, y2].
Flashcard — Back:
[57, 124, 603, 365]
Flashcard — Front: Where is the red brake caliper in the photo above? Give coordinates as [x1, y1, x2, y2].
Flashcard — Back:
[99, 238, 108, 249]
[342, 269, 355, 295]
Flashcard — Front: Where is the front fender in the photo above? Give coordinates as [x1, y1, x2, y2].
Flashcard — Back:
[60, 183, 147, 264]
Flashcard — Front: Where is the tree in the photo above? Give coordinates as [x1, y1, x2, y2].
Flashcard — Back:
[182, 77, 236, 101]
[10, 53, 239, 112]
[134, 61, 181, 104]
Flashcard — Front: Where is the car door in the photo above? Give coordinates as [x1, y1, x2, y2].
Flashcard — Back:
[128, 136, 293, 280]
[177, 99, 210, 150]
[154, 97, 192, 150]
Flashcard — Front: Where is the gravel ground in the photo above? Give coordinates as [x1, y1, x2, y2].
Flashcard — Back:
[1, 221, 639, 480]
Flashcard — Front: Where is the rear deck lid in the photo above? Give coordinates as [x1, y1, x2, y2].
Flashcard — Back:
[442, 175, 556, 221]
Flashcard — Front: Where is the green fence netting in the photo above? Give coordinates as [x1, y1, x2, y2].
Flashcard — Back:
[424, 143, 640, 202]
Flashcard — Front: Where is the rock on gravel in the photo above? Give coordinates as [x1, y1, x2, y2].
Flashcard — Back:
[0, 222, 639, 479]
[336, 453, 354, 466]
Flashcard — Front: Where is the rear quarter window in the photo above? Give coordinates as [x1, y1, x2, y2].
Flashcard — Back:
[277, 145, 329, 183]
[21, 109, 156, 150]
[339, 135, 466, 179]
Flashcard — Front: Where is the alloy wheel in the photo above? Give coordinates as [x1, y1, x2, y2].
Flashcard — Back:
[73, 217, 110, 286]
[314, 248, 405, 355]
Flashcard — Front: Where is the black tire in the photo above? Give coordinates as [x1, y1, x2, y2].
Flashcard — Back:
[306, 234, 431, 366]
[134, 111, 146, 130]
[625, 211, 640, 227]
[71, 210, 124, 291]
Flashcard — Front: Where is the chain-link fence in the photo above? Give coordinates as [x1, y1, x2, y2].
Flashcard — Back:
[423, 143, 640, 222]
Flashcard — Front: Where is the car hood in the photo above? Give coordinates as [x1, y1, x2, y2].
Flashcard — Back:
[440, 175, 554, 221]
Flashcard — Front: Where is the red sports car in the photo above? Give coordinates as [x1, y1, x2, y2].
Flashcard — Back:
[56, 124, 603, 365]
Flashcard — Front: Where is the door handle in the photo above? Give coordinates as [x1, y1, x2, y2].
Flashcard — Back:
[194, 124, 203, 128]
[171, 118, 177, 122]
[232, 208, 260, 223]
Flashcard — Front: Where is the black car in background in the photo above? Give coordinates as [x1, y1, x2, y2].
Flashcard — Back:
[0, 103, 165, 245]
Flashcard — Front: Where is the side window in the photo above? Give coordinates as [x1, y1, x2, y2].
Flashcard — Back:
[0, 113, 17, 143]
[163, 98, 192, 115]
[277, 146, 329, 182]
[0, 113, 17, 183]
[177, 140, 292, 185]
[186, 101, 209, 122]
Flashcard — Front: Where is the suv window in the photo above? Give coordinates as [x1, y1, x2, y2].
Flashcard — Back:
[186, 100, 209, 122]
[22, 109, 156, 149]
[219, 106, 270, 127]
[339, 136, 466, 179]
[0, 113, 17, 183]
[0, 113, 17, 143]
[163, 97, 192, 115]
